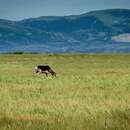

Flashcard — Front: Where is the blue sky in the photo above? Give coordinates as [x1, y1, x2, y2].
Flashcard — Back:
[0, 0, 130, 20]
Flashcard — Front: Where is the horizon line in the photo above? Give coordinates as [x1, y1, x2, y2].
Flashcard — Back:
[0, 8, 130, 21]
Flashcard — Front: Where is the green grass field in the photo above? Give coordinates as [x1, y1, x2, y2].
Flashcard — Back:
[0, 54, 130, 130]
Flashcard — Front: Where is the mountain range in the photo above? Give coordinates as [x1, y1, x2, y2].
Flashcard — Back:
[0, 9, 130, 53]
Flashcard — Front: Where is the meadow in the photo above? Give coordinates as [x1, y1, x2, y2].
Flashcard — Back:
[0, 54, 130, 130]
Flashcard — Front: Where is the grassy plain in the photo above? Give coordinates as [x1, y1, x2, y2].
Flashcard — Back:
[0, 54, 130, 130]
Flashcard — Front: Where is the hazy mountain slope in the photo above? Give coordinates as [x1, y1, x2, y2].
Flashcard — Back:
[0, 9, 130, 53]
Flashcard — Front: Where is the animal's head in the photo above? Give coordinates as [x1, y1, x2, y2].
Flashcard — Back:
[34, 66, 39, 73]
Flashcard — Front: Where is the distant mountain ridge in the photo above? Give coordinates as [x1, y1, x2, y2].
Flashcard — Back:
[0, 9, 130, 53]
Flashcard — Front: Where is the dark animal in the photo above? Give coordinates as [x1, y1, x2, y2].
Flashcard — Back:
[34, 65, 56, 77]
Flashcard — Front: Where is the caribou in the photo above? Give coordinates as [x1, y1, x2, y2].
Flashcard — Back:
[34, 65, 56, 77]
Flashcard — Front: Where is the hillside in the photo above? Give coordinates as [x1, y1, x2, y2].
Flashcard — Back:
[0, 9, 130, 53]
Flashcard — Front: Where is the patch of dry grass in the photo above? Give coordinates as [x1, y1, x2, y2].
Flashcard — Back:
[0, 54, 130, 130]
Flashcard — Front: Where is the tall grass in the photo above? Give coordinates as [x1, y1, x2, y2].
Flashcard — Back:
[0, 54, 130, 130]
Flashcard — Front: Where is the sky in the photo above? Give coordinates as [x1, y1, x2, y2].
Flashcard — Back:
[0, 0, 130, 20]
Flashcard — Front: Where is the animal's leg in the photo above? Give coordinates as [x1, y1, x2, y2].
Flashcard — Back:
[45, 72, 48, 76]
[42, 71, 48, 76]
[48, 69, 56, 77]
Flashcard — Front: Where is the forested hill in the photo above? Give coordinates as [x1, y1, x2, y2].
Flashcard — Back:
[0, 9, 130, 53]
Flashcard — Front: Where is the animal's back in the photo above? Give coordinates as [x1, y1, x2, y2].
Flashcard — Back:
[37, 65, 51, 71]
